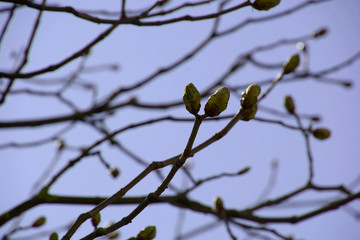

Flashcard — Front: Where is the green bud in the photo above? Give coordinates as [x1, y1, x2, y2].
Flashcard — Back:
[204, 87, 230, 117]
[49, 232, 59, 240]
[253, 0, 280, 11]
[245, 84, 261, 98]
[137, 226, 156, 240]
[312, 28, 328, 38]
[313, 128, 331, 140]
[107, 232, 120, 239]
[91, 212, 101, 228]
[284, 95, 295, 114]
[213, 196, 225, 213]
[241, 84, 261, 109]
[183, 83, 201, 115]
[283, 53, 300, 74]
[32, 216, 46, 228]
[238, 167, 251, 175]
[240, 104, 258, 121]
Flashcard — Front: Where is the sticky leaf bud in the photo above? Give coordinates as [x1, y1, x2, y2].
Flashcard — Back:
[245, 84, 261, 98]
[284, 95, 295, 114]
[241, 84, 261, 109]
[91, 213, 101, 228]
[107, 232, 120, 239]
[32, 216, 46, 228]
[283, 53, 300, 74]
[49, 232, 59, 240]
[313, 128, 331, 140]
[183, 83, 201, 115]
[108, 167, 120, 178]
[240, 104, 258, 121]
[137, 226, 156, 240]
[312, 28, 328, 38]
[204, 87, 230, 117]
[253, 0, 280, 11]
[213, 196, 225, 213]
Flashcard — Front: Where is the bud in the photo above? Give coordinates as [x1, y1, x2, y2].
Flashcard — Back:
[107, 232, 120, 239]
[49, 232, 59, 240]
[241, 84, 261, 109]
[245, 84, 261, 98]
[253, 0, 280, 11]
[238, 167, 251, 175]
[313, 128, 331, 140]
[204, 87, 230, 117]
[240, 103, 258, 121]
[342, 81, 352, 88]
[91, 212, 101, 228]
[284, 95, 295, 114]
[32, 216, 46, 228]
[213, 196, 225, 213]
[312, 116, 321, 122]
[183, 83, 201, 115]
[312, 28, 328, 38]
[108, 167, 120, 178]
[283, 53, 300, 74]
[137, 226, 156, 240]
[55, 139, 65, 150]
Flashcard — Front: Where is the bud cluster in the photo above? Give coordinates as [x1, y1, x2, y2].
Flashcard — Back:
[240, 84, 261, 121]
[183, 83, 230, 117]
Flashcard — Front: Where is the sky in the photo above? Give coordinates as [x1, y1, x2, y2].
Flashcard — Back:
[1, 0, 360, 239]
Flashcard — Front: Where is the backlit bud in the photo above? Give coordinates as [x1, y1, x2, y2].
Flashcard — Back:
[283, 53, 300, 74]
[49, 232, 59, 240]
[213, 196, 225, 213]
[284, 95, 295, 114]
[137, 226, 156, 240]
[240, 104, 258, 121]
[108, 167, 120, 178]
[183, 83, 201, 115]
[32, 216, 46, 228]
[253, 0, 280, 11]
[312, 28, 328, 38]
[241, 84, 261, 109]
[313, 128, 331, 140]
[107, 232, 120, 239]
[91, 213, 101, 228]
[204, 87, 230, 117]
[245, 84, 261, 98]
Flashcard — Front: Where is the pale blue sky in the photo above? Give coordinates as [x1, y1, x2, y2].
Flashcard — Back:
[1, 0, 360, 239]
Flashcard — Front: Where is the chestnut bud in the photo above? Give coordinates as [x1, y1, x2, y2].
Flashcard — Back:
[241, 84, 261, 109]
[240, 103, 258, 121]
[284, 95, 295, 114]
[313, 128, 331, 140]
[283, 53, 300, 74]
[137, 226, 156, 240]
[91, 212, 101, 228]
[49, 232, 59, 240]
[204, 87, 230, 117]
[32, 216, 46, 228]
[213, 196, 225, 213]
[252, 0, 280, 11]
[183, 83, 201, 115]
